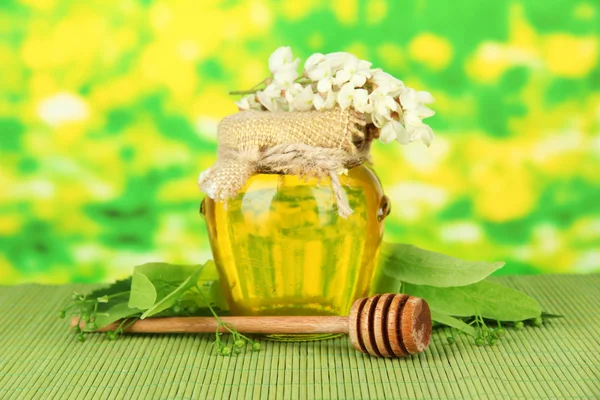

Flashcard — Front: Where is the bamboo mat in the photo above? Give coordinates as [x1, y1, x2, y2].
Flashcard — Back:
[0, 275, 599, 399]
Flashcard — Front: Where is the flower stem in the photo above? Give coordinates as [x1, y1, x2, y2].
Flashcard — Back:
[228, 89, 260, 95]
[228, 77, 270, 96]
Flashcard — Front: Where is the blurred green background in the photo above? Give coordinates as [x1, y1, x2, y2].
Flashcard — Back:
[1, 0, 599, 284]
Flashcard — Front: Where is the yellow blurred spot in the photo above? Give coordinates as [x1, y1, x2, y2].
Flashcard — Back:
[148, 0, 271, 63]
[120, 122, 196, 174]
[77, 138, 126, 191]
[58, 208, 101, 237]
[17, 0, 57, 11]
[238, 59, 267, 90]
[0, 215, 21, 235]
[467, 4, 540, 83]
[247, 0, 272, 31]
[376, 43, 405, 70]
[138, 41, 198, 99]
[308, 33, 324, 50]
[149, 2, 172, 30]
[408, 33, 453, 70]
[21, 36, 53, 70]
[54, 124, 88, 148]
[34, 268, 71, 285]
[29, 73, 58, 101]
[90, 75, 141, 112]
[570, 218, 600, 241]
[332, 0, 358, 25]
[0, 43, 24, 93]
[0, 255, 21, 285]
[542, 34, 598, 77]
[466, 43, 511, 83]
[22, 9, 106, 74]
[530, 130, 587, 178]
[429, 91, 475, 123]
[509, 3, 538, 49]
[509, 75, 570, 138]
[345, 43, 369, 60]
[192, 85, 237, 118]
[470, 140, 538, 222]
[366, 0, 388, 25]
[158, 178, 200, 202]
[574, 2, 596, 20]
[281, 0, 321, 20]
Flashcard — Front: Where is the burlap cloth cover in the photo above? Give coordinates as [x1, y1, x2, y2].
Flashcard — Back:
[198, 107, 374, 217]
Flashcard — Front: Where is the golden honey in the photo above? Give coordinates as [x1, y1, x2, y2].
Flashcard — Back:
[202, 164, 387, 339]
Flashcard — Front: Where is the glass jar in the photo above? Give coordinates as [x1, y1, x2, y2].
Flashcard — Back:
[201, 164, 389, 340]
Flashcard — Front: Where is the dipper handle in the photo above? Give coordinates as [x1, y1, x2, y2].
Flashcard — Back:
[72, 316, 349, 335]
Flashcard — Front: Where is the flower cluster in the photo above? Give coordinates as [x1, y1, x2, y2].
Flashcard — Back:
[234, 46, 436, 146]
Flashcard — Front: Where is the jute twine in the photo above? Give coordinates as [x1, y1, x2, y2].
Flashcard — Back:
[198, 106, 374, 217]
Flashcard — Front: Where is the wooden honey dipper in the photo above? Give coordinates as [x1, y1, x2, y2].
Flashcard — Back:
[72, 293, 431, 358]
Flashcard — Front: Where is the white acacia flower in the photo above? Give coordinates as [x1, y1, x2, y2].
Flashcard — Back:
[380, 120, 409, 144]
[339, 85, 372, 113]
[337, 83, 356, 110]
[370, 69, 404, 96]
[398, 89, 435, 145]
[234, 47, 436, 147]
[369, 88, 399, 127]
[305, 53, 326, 71]
[268, 47, 300, 89]
[273, 68, 299, 87]
[317, 77, 334, 93]
[400, 88, 435, 115]
[235, 95, 261, 111]
[313, 90, 337, 110]
[403, 105, 435, 124]
[291, 85, 315, 112]
[400, 88, 435, 106]
[334, 59, 372, 87]
[235, 96, 250, 111]
[268, 46, 299, 74]
[324, 52, 358, 70]
[352, 88, 371, 113]
[306, 61, 336, 93]
[284, 83, 304, 104]
[403, 107, 435, 146]
[407, 124, 435, 146]
[257, 84, 286, 112]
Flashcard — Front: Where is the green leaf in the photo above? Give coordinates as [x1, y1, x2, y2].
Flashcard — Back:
[128, 268, 157, 309]
[404, 280, 542, 321]
[375, 243, 505, 289]
[430, 310, 477, 337]
[369, 260, 402, 295]
[87, 278, 132, 299]
[86, 302, 141, 331]
[139, 261, 211, 319]
[128, 262, 205, 312]
[70, 260, 228, 333]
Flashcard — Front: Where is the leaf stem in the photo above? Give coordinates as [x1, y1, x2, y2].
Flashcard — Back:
[195, 285, 256, 353]
[105, 291, 130, 299]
